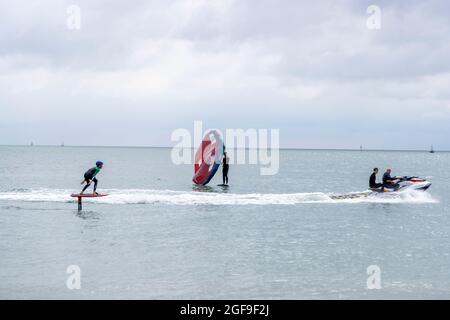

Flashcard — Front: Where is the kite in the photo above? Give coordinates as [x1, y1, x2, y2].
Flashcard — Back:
[193, 130, 224, 185]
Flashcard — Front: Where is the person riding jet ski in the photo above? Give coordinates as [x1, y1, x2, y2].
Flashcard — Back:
[367, 167, 431, 194]
[369, 168, 383, 189]
[382, 168, 401, 190]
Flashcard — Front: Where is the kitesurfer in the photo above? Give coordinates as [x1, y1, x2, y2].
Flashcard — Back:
[222, 152, 230, 185]
[80, 161, 103, 195]
[369, 168, 383, 189]
[382, 168, 400, 190]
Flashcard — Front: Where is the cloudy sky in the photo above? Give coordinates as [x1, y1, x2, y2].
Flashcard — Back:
[1, 0, 449, 149]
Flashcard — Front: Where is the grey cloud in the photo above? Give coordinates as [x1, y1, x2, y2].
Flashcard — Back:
[0, 0, 449, 149]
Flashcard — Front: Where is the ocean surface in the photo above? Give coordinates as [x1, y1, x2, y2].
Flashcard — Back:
[0, 146, 448, 299]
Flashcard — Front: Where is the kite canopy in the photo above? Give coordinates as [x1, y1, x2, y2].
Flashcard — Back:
[193, 130, 224, 185]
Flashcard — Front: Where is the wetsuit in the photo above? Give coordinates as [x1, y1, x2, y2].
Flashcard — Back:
[222, 156, 229, 185]
[369, 173, 383, 189]
[383, 172, 399, 190]
[81, 166, 101, 193]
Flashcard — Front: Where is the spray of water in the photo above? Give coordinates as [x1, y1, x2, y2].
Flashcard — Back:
[0, 188, 439, 205]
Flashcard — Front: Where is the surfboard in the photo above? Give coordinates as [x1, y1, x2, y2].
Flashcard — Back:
[217, 184, 229, 187]
[70, 193, 109, 198]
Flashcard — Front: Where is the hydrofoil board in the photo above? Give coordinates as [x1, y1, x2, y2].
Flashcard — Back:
[71, 193, 109, 198]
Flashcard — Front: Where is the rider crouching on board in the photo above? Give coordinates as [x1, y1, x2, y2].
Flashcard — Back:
[80, 161, 103, 195]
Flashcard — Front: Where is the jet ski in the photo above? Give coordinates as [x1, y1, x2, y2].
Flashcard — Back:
[370, 176, 431, 193]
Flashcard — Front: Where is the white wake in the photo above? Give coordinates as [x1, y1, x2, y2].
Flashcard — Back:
[0, 188, 439, 205]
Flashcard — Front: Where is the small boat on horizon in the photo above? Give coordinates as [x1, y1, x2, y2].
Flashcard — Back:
[430, 145, 435, 153]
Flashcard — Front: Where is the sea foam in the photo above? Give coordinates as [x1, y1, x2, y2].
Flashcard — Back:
[0, 188, 439, 205]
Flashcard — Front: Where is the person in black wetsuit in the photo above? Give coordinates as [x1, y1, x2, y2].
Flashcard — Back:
[382, 168, 400, 190]
[222, 152, 230, 185]
[80, 161, 103, 194]
[369, 168, 383, 189]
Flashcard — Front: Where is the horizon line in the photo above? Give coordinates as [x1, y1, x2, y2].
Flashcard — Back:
[0, 144, 448, 153]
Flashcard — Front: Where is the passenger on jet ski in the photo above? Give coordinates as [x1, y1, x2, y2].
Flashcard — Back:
[383, 168, 400, 190]
[369, 168, 383, 189]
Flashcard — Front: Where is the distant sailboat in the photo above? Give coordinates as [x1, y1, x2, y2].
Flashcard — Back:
[61, 141, 65, 147]
[30, 141, 34, 147]
[430, 145, 435, 153]
[360, 145, 363, 151]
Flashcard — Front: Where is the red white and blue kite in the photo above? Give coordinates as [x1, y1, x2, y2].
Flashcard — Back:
[193, 130, 224, 185]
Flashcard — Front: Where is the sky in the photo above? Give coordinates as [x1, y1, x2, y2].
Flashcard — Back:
[0, 0, 449, 150]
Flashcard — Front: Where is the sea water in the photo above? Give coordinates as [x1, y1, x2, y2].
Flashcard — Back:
[0, 146, 448, 299]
